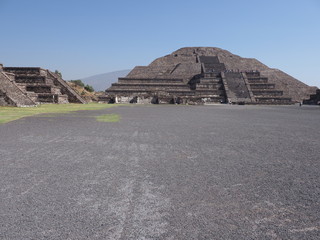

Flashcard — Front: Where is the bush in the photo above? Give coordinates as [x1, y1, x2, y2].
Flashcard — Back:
[55, 70, 62, 78]
[70, 80, 85, 88]
[84, 84, 95, 92]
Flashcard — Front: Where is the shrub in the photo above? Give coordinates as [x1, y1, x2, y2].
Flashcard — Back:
[84, 84, 95, 92]
[55, 70, 62, 78]
[70, 80, 85, 88]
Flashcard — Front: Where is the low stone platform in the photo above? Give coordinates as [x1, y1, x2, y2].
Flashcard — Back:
[0, 64, 86, 106]
[303, 89, 320, 105]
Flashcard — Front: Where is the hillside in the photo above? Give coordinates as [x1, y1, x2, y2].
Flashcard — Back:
[80, 69, 131, 91]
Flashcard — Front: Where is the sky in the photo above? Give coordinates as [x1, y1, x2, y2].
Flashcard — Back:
[0, 0, 319, 87]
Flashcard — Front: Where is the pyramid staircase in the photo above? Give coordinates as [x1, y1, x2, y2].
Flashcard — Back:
[189, 56, 227, 103]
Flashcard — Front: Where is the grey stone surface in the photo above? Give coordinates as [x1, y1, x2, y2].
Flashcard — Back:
[0, 105, 320, 239]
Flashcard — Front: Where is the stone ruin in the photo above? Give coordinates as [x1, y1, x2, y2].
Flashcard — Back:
[102, 47, 317, 105]
[303, 89, 320, 105]
[0, 64, 86, 107]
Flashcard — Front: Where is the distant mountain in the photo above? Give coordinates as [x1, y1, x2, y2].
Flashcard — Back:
[80, 69, 131, 92]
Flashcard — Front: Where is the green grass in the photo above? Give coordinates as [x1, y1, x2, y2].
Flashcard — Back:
[0, 103, 118, 124]
[95, 114, 120, 122]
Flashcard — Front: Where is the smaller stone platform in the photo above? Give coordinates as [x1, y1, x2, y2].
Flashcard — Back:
[0, 64, 86, 106]
[303, 89, 320, 105]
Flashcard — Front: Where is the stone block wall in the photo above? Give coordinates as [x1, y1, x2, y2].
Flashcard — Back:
[0, 65, 86, 106]
[0, 71, 36, 107]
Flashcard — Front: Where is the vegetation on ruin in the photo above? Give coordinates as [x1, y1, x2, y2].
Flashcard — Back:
[70, 79, 85, 87]
[54, 70, 63, 78]
[0, 103, 117, 124]
[68, 81, 97, 101]
[95, 113, 120, 122]
[69, 79, 94, 92]
[84, 84, 95, 92]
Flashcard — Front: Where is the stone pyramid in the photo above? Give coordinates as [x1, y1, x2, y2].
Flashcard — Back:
[103, 47, 316, 104]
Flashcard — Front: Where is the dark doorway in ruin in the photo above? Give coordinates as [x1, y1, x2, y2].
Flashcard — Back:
[169, 98, 175, 104]
[130, 96, 138, 103]
[108, 98, 115, 104]
[53, 94, 58, 103]
[169, 97, 182, 104]
[151, 96, 159, 104]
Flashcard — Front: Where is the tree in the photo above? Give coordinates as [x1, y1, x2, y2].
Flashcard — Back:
[55, 70, 62, 78]
[84, 84, 94, 92]
[70, 80, 85, 87]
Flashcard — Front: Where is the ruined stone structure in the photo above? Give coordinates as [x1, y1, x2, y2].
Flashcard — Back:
[0, 64, 86, 106]
[303, 89, 320, 105]
[103, 47, 316, 104]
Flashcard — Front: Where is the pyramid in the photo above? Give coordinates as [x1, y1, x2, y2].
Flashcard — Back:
[103, 47, 316, 104]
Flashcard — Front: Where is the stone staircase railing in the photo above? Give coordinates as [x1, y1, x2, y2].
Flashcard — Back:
[47, 70, 86, 104]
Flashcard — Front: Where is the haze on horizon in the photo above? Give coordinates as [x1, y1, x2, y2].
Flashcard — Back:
[0, 0, 319, 88]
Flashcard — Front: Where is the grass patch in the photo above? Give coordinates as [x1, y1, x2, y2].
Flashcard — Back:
[0, 103, 118, 124]
[95, 114, 120, 122]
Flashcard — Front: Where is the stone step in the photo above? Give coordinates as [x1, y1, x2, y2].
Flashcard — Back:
[204, 73, 221, 78]
[252, 90, 283, 96]
[196, 87, 223, 91]
[166, 91, 195, 96]
[108, 86, 191, 92]
[249, 83, 275, 89]
[15, 75, 46, 84]
[245, 72, 260, 77]
[203, 63, 225, 72]
[254, 96, 292, 104]
[195, 90, 225, 96]
[28, 93, 68, 103]
[111, 83, 189, 87]
[118, 78, 184, 84]
[192, 96, 226, 103]
[107, 89, 192, 93]
[3, 67, 42, 76]
[199, 56, 221, 64]
[247, 78, 268, 83]
[26, 85, 52, 93]
[198, 79, 221, 84]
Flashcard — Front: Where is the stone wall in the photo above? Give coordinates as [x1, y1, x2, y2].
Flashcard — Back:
[303, 89, 320, 105]
[0, 71, 36, 107]
[260, 69, 316, 102]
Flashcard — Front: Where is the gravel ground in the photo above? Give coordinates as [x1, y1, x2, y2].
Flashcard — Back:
[0, 104, 319, 239]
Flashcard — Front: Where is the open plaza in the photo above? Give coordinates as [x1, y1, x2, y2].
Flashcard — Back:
[0, 104, 319, 239]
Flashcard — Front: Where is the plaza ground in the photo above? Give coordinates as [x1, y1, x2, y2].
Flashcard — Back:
[0, 105, 319, 239]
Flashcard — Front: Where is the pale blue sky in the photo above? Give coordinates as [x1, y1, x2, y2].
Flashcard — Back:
[0, 0, 319, 87]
